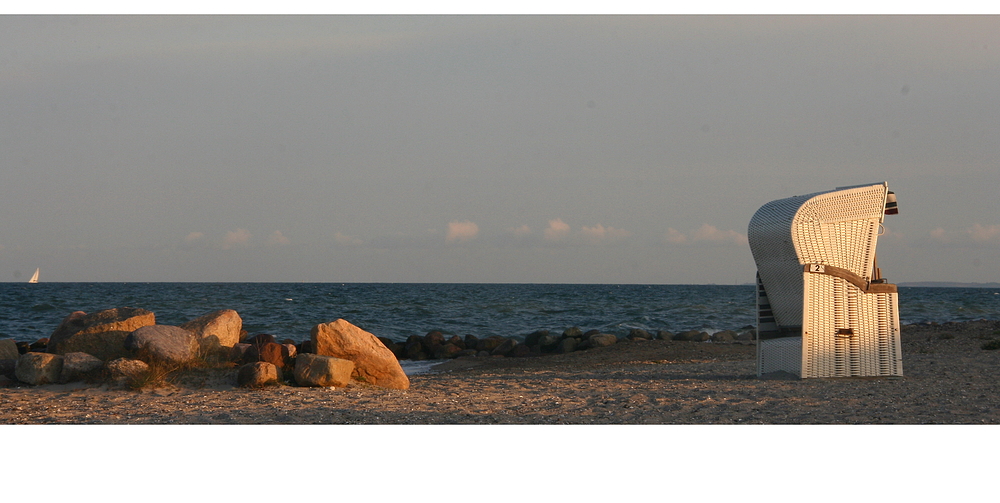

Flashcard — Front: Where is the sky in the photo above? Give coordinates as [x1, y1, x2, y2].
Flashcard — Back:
[1, 14, 999, 283]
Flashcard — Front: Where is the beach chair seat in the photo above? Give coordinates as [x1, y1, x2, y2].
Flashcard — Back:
[748, 182, 903, 378]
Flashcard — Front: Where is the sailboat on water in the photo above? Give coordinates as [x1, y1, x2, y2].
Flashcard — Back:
[28, 268, 39, 284]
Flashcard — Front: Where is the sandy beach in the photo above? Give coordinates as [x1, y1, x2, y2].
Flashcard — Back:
[4, 320, 1000, 424]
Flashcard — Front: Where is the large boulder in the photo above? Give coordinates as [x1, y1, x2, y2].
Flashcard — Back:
[243, 342, 289, 369]
[237, 362, 278, 388]
[311, 319, 409, 390]
[59, 352, 104, 383]
[0, 339, 19, 360]
[48, 308, 155, 361]
[294, 353, 354, 387]
[15, 352, 64, 385]
[124, 325, 198, 366]
[179, 309, 243, 353]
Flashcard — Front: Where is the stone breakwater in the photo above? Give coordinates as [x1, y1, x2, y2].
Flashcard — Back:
[0, 306, 756, 391]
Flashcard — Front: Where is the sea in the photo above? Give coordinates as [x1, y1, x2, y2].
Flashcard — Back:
[2, 283, 1000, 346]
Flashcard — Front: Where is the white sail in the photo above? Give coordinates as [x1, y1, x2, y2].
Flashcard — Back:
[28, 268, 39, 284]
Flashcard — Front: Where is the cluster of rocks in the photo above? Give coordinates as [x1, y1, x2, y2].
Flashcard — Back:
[1, 304, 756, 390]
[0, 308, 409, 391]
[378, 326, 756, 361]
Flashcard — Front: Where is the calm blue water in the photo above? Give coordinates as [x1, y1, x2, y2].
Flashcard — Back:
[1, 283, 998, 344]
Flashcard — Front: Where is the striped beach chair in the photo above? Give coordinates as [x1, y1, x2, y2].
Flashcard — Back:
[748, 182, 903, 378]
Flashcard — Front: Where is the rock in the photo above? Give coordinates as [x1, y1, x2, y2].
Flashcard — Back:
[690, 332, 711, 342]
[405, 341, 427, 360]
[457, 349, 478, 357]
[433, 343, 463, 359]
[539, 334, 561, 352]
[106, 358, 150, 385]
[124, 325, 199, 366]
[711, 330, 738, 343]
[464, 334, 479, 350]
[557, 337, 579, 354]
[0, 339, 19, 360]
[231, 343, 251, 362]
[246, 334, 277, 347]
[737, 330, 756, 341]
[656, 330, 674, 341]
[0, 359, 16, 379]
[15, 352, 64, 385]
[58, 352, 104, 383]
[583, 329, 601, 338]
[179, 309, 243, 353]
[490, 338, 517, 356]
[0, 375, 14, 388]
[294, 353, 355, 387]
[588, 333, 618, 348]
[48, 308, 155, 361]
[673, 330, 701, 341]
[16, 341, 30, 355]
[30, 338, 49, 351]
[476, 336, 507, 353]
[476, 350, 491, 357]
[311, 319, 410, 390]
[423, 331, 446, 348]
[563, 327, 584, 338]
[508, 343, 532, 358]
[297, 340, 313, 354]
[244, 342, 288, 369]
[446, 335, 465, 350]
[237, 362, 279, 388]
[282, 343, 298, 359]
[524, 330, 549, 348]
[627, 329, 653, 340]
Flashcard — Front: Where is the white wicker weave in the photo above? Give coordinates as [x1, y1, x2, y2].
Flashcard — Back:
[749, 182, 903, 378]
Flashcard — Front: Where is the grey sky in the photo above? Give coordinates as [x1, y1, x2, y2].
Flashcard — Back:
[1, 15, 998, 283]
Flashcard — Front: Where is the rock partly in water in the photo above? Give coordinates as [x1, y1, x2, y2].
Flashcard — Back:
[179, 309, 243, 353]
[476, 336, 507, 353]
[293, 353, 354, 388]
[490, 338, 518, 356]
[48, 308, 156, 361]
[557, 337, 579, 354]
[311, 319, 410, 390]
[588, 333, 618, 348]
[15, 352, 64, 385]
[124, 325, 199, 366]
[627, 329, 653, 341]
[237, 362, 279, 388]
[58, 352, 104, 383]
[656, 330, 675, 341]
[563, 327, 584, 338]
[0, 339, 19, 360]
[711, 330, 738, 343]
[433, 343, 464, 360]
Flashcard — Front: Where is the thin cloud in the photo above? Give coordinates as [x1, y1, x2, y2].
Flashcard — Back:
[664, 224, 747, 246]
[334, 232, 363, 246]
[267, 230, 290, 246]
[221, 228, 252, 249]
[544, 218, 571, 241]
[184, 231, 205, 243]
[507, 224, 532, 237]
[446, 220, 479, 243]
[580, 224, 631, 242]
[967, 223, 1000, 243]
[664, 228, 688, 244]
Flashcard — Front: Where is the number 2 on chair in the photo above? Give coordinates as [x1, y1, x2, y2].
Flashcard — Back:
[810, 264, 826, 273]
